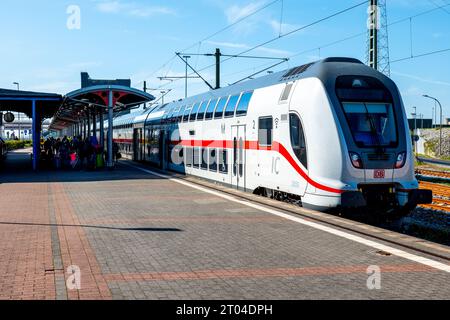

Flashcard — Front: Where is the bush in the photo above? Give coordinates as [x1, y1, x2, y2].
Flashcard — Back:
[5, 140, 32, 151]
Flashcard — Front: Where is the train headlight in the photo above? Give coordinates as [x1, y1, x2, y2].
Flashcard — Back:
[349, 152, 363, 169]
[395, 152, 407, 169]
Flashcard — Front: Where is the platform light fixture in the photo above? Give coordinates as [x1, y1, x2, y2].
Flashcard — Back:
[423, 94, 443, 156]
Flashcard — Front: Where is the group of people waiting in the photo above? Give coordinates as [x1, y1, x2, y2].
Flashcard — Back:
[41, 136, 107, 170]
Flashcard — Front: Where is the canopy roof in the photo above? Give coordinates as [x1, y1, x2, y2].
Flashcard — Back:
[50, 85, 154, 130]
[0, 88, 63, 118]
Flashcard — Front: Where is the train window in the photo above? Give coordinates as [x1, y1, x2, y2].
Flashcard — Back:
[214, 97, 228, 119]
[182, 105, 192, 122]
[280, 83, 293, 102]
[236, 91, 253, 116]
[289, 114, 307, 169]
[179, 147, 184, 166]
[205, 99, 218, 120]
[233, 138, 237, 176]
[258, 117, 273, 146]
[342, 103, 397, 148]
[219, 149, 228, 174]
[209, 148, 217, 172]
[224, 94, 240, 118]
[193, 147, 200, 168]
[169, 106, 179, 122]
[189, 103, 201, 121]
[171, 145, 184, 165]
[185, 147, 193, 167]
[239, 137, 244, 177]
[201, 148, 208, 170]
[162, 107, 170, 123]
[177, 105, 186, 122]
[196, 101, 208, 120]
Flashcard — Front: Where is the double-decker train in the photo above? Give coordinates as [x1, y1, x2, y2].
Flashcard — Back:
[107, 57, 432, 215]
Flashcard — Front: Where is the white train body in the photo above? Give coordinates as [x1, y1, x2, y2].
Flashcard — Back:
[109, 57, 431, 213]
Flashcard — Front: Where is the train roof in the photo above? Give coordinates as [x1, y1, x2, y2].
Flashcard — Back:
[112, 57, 386, 126]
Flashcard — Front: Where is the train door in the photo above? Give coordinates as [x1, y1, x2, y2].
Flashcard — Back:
[133, 128, 141, 161]
[231, 125, 246, 190]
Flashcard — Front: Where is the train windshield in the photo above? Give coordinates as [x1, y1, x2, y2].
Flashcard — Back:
[342, 102, 397, 147]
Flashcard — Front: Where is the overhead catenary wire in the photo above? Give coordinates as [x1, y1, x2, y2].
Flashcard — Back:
[390, 47, 450, 64]
[154, 1, 368, 92]
[153, 1, 450, 95]
[286, 2, 450, 64]
[195, 1, 368, 74]
[144, 0, 281, 82]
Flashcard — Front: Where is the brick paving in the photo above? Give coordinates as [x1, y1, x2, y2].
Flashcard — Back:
[0, 150, 449, 300]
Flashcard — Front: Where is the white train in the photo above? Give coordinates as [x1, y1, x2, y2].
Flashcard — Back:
[110, 57, 432, 215]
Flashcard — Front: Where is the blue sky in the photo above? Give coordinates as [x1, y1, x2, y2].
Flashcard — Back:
[0, 0, 449, 122]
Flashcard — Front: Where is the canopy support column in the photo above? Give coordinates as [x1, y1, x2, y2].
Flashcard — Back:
[107, 89, 114, 169]
[99, 111, 104, 149]
[92, 110, 97, 141]
[32, 99, 39, 171]
[87, 111, 91, 138]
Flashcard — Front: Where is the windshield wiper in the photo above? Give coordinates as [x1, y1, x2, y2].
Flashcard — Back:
[363, 103, 385, 154]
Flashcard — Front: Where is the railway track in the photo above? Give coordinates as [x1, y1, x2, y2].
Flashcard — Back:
[418, 180, 450, 212]
[416, 169, 450, 179]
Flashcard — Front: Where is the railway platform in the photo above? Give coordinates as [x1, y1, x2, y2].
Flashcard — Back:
[0, 149, 449, 300]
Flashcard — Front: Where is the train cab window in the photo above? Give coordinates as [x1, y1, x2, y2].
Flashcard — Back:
[205, 99, 218, 120]
[182, 105, 192, 122]
[196, 101, 208, 120]
[209, 148, 217, 172]
[214, 97, 228, 119]
[342, 102, 397, 148]
[224, 94, 240, 118]
[289, 114, 307, 169]
[235, 91, 253, 116]
[258, 117, 273, 146]
[189, 103, 201, 121]
[219, 149, 228, 174]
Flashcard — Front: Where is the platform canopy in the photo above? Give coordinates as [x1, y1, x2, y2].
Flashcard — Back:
[0, 88, 62, 118]
[0, 88, 63, 171]
[50, 85, 154, 131]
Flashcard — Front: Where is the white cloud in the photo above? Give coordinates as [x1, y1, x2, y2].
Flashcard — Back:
[268, 19, 301, 35]
[205, 40, 291, 57]
[96, 1, 176, 17]
[205, 41, 249, 49]
[392, 70, 450, 87]
[225, 1, 263, 24]
[29, 81, 79, 94]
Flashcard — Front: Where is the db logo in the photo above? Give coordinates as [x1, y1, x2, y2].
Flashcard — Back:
[373, 169, 385, 179]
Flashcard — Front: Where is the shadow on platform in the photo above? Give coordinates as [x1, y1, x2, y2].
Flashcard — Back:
[0, 220, 182, 232]
[0, 149, 165, 184]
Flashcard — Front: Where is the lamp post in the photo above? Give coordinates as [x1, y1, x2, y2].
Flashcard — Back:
[423, 94, 443, 156]
[412, 107, 417, 155]
[183, 55, 191, 99]
[13, 82, 20, 140]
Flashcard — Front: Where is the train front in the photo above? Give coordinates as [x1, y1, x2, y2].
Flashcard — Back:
[325, 59, 432, 215]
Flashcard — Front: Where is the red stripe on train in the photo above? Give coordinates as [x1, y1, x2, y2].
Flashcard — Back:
[172, 139, 343, 194]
